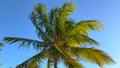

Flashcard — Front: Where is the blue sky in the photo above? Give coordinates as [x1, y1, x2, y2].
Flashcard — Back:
[0, 0, 120, 68]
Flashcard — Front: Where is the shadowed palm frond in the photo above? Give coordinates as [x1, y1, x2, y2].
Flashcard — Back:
[30, 4, 56, 42]
[16, 49, 47, 68]
[65, 20, 75, 32]
[34, 3, 47, 15]
[30, 13, 48, 41]
[71, 47, 115, 67]
[3, 37, 47, 50]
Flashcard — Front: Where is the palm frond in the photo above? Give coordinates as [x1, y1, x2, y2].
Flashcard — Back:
[28, 63, 40, 68]
[63, 61, 84, 68]
[30, 13, 48, 41]
[34, 3, 47, 15]
[65, 34, 99, 47]
[48, 8, 60, 39]
[68, 20, 104, 35]
[76, 34, 99, 46]
[16, 49, 47, 68]
[58, 2, 76, 34]
[30, 3, 54, 41]
[3, 37, 47, 50]
[65, 20, 76, 32]
[71, 47, 115, 67]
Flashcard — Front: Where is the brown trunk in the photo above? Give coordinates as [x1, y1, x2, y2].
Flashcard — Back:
[54, 59, 58, 68]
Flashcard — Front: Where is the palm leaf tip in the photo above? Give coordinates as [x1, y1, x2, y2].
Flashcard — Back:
[3, 37, 25, 44]
[3, 37, 13, 43]
[62, 2, 76, 12]
[34, 3, 48, 15]
[3, 37, 46, 51]
[79, 20, 104, 32]
[87, 20, 104, 31]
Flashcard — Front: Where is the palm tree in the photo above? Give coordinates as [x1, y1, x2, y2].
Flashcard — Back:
[3, 2, 115, 68]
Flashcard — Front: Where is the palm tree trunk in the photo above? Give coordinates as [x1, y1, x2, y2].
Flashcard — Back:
[54, 59, 58, 68]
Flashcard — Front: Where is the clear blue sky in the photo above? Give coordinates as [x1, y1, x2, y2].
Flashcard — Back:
[0, 0, 120, 68]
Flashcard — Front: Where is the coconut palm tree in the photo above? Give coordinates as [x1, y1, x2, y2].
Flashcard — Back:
[3, 2, 115, 68]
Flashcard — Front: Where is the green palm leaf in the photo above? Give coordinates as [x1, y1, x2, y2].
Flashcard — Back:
[63, 62, 84, 68]
[68, 20, 104, 36]
[31, 3, 54, 41]
[71, 47, 115, 67]
[3, 37, 47, 50]
[58, 2, 76, 34]
[65, 34, 99, 47]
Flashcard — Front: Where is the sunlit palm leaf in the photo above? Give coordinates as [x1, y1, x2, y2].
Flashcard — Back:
[58, 2, 76, 34]
[68, 20, 104, 36]
[71, 47, 115, 67]
[63, 62, 84, 68]
[65, 34, 99, 47]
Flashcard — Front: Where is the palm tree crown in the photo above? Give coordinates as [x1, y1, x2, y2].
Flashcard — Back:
[3, 2, 115, 68]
